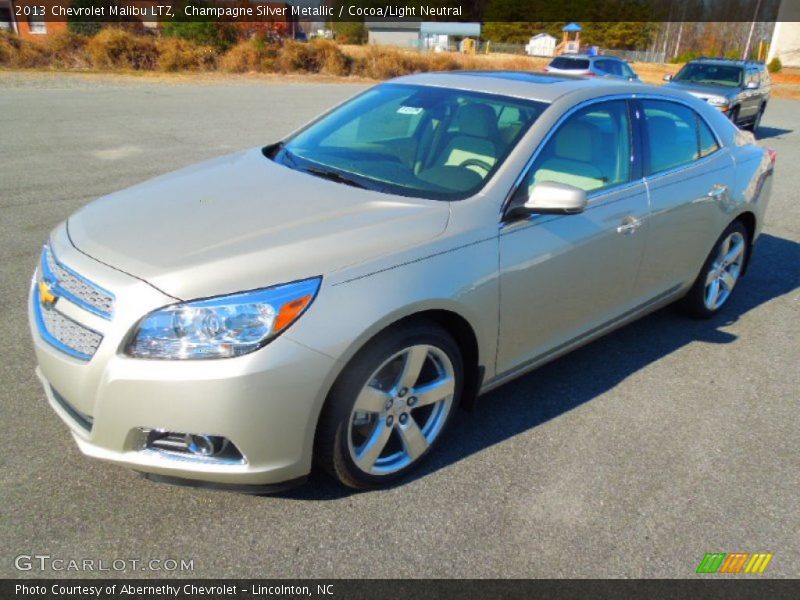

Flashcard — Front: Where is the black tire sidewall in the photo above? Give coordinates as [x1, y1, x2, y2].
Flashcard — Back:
[317, 321, 464, 489]
[680, 221, 748, 319]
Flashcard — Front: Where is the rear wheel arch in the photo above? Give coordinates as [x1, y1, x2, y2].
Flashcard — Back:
[735, 211, 757, 274]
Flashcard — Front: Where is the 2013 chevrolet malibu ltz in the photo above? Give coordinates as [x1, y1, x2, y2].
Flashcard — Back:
[30, 72, 775, 491]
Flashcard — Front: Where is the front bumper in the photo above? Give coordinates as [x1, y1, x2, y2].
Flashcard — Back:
[29, 228, 339, 486]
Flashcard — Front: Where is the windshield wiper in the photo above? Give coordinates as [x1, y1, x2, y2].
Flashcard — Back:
[301, 166, 367, 189]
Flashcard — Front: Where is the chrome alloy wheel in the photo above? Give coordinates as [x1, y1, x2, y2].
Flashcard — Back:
[704, 231, 745, 311]
[347, 344, 456, 476]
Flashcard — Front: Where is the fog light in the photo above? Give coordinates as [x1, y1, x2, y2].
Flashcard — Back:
[185, 434, 228, 457]
[135, 428, 245, 464]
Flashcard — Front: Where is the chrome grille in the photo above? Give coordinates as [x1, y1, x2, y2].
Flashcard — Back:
[37, 300, 103, 360]
[41, 246, 114, 319]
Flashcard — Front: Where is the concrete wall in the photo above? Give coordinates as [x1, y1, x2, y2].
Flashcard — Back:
[768, 1, 800, 67]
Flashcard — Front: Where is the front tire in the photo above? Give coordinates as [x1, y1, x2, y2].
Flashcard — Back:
[728, 106, 740, 127]
[747, 105, 765, 134]
[679, 221, 749, 319]
[316, 321, 463, 489]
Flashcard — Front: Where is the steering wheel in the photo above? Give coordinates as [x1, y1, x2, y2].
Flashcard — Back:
[458, 158, 494, 177]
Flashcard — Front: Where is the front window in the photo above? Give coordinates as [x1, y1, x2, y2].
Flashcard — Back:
[621, 63, 635, 78]
[514, 100, 632, 197]
[271, 84, 547, 200]
[673, 63, 743, 88]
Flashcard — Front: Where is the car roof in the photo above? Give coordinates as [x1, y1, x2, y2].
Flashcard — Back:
[558, 54, 623, 61]
[390, 71, 657, 104]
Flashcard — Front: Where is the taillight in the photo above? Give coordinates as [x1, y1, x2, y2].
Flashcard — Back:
[767, 148, 777, 165]
[584, 72, 596, 77]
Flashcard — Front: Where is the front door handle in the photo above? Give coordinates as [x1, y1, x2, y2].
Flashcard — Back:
[617, 216, 642, 235]
[708, 184, 728, 199]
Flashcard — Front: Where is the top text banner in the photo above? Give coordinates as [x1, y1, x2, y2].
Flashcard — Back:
[16, 0, 783, 24]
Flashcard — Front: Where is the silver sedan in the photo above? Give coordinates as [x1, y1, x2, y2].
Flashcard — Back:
[29, 72, 775, 491]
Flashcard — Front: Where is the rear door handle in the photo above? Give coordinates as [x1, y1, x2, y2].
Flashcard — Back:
[617, 216, 642, 235]
[708, 184, 728, 199]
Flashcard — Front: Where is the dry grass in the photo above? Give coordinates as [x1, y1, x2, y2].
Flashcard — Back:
[2, 31, 799, 99]
[87, 28, 158, 70]
[157, 38, 217, 72]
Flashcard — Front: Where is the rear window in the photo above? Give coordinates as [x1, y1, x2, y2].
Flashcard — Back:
[550, 57, 590, 70]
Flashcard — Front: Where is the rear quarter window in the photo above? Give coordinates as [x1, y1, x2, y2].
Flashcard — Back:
[697, 115, 720, 158]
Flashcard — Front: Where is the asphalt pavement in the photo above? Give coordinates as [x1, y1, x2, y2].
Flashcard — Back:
[0, 72, 797, 578]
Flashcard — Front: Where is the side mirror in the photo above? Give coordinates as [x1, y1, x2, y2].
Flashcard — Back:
[663, 74, 673, 82]
[745, 81, 759, 90]
[507, 181, 588, 220]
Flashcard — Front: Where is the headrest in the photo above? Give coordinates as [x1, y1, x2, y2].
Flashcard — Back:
[455, 103, 498, 138]
[554, 121, 597, 162]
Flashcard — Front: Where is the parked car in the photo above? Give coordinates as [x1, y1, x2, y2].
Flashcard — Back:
[664, 58, 771, 132]
[545, 54, 640, 81]
[30, 73, 775, 491]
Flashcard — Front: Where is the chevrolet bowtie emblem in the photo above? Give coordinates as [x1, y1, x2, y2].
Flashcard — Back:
[39, 280, 57, 307]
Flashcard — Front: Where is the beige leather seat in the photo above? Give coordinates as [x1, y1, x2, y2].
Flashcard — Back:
[439, 104, 500, 176]
[534, 121, 605, 191]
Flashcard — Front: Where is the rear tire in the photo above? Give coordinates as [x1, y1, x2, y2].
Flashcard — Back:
[679, 221, 749, 319]
[315, 320, 463, 490]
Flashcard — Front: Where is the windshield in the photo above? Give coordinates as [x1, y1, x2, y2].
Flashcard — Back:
[271, 84, 548, 200]
[674, 63, 743, 87]
[550, 57, 590, 70]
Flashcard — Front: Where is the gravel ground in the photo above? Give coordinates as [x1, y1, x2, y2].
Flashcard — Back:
[0, 72, 797, 579]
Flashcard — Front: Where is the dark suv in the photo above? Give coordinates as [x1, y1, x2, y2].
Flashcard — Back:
[664, 58, 770, 132]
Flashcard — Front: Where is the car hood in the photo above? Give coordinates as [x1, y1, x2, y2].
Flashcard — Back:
[68, 148, 450, 299]
[666, 81, 737, 100]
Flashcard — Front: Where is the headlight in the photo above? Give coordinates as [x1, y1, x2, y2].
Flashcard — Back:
[707, 96, 730, 107]
[125, 278, 320, 359]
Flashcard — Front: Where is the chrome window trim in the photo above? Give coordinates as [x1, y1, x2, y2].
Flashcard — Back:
[499, 93, 642, 225]
[636, 96, 725, 177]
[41, 245, 115, 320]
[499, 92, 727, 225]
[641, 147, 729, 186]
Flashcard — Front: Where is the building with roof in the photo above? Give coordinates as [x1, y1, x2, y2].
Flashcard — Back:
[0, 1, 66, 39]
[768, 1, 800, 67]
[525, 33, 557, 57]
[366, 20, 481, 50]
